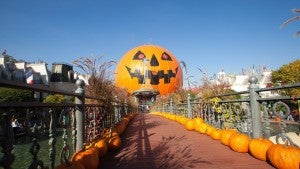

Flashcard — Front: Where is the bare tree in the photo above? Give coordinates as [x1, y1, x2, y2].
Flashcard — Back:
[73, 55, 117, 103]
[281, 8, 300, 37]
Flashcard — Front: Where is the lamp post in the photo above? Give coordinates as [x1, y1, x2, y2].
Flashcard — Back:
[132, 58, 159, 113]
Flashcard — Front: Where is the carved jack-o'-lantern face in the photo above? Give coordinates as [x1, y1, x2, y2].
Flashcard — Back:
[115, 45, 183, 96]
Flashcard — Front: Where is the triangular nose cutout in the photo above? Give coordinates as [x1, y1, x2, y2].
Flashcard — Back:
[150, 54, 159, 66]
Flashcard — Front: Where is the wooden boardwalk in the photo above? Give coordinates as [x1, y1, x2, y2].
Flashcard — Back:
[100, 113, 275, 169]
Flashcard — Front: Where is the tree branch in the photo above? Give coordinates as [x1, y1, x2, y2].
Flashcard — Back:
[280, 16, 300, 28]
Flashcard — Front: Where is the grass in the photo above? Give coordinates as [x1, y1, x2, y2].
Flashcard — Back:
[1, 128, 75, 169]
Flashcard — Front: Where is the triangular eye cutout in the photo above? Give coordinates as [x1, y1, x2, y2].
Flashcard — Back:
[150, 54, 159, 66]
[133, 50, 146, 60]
[161, 52, 172, 61]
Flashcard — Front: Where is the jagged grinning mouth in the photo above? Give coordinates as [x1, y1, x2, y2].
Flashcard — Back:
[125, 66, 179, 85]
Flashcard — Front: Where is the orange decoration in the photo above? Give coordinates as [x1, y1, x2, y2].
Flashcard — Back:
[193, 118, 204, 127]
[107, 136, 122, 151]
[103, 127, 119, 138]
[275, 116, 281, 122]
[249, 138, 274, 161]
[195, 123, 209, 134]
[229, 133, 250, 153]
[210, 129, 222, 140]
[220, 129, 238, 146]
[267, 144, 300, 169]
[205, 125, 215, 136]
[71, 147, 99, 169]
[115, 45, 183, 95]
[184, 119, 195, 131]
[115, 121, 126, 135]
[95, 139, 108, 158]
[180, 117, 189, 125]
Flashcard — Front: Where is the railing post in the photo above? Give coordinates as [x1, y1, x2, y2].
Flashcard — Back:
[48, 108, 56, 169]
[114, 96, 119, 124]
[170, 98, 173, 114]
[187, 93, 192, 118]
[249, 76, 262, 138]
[124, 99, 128, 115]
[0, 112, 15, 169]
[262, 102, 271, 138]
[75, 79, 85, 151]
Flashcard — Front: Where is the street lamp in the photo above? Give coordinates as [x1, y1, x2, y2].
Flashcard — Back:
[132, 58, 159, 113]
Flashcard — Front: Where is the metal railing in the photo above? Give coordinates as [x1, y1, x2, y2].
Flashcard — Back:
[0, 79, 135, 169]
[153, 75, 300, 147]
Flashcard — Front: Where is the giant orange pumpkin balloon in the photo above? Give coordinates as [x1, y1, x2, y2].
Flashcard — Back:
[115, 45, 183, 95]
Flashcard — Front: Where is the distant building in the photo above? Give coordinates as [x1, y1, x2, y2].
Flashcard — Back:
[49, 63, 76, 92]
[210, 70, 233, 87]
[209, 68, 277, 98]
[0, 56, 50, 85]
[0, 54, 90, 94]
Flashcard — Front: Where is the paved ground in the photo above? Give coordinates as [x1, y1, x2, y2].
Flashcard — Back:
[100, 113, 275, 169]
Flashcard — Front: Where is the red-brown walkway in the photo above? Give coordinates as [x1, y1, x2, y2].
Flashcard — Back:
[100, 113, 275, 169]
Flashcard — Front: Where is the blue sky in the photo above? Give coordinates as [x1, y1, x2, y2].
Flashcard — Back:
[0, 0, 299, 86]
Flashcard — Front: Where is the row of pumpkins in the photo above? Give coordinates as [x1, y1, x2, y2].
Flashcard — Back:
[150, 112, 300, 169]
[55, 113, 137, 169]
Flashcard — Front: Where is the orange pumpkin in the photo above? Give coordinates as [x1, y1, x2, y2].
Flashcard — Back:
[110, 130, 119, 138]
[205, 125, 215, 136]
[115, 122, 126, 135]
[55, 161, 85, 169]
[267, 144, 300, 169]
[84, 142, 94, 150]
[94, 139, 108, 158]
[123, 116, 130, 122]
[180, 117, 189, 125]
[71, 147, 99, 169]
[107, 136, 122, 151]
[229, 133, 250, 153]
[169, 114, 176, 121]
[210, 129, 222, 140]
[184, 119, 195, 131]
[195, 123, 209, 134]
[220, 129, 238, 146]
[249, 138, 274, 161]
[193, 117, 204, 128]
[115, 45, 183, 95]
[175, 116, 182, 123]
[103, 127, 119, 138]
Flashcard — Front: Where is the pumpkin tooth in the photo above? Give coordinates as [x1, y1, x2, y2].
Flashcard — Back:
[125, 68, 178, 85]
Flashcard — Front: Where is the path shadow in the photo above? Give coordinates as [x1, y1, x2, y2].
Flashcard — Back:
[152, 135, 212, 169]
[100, 113, 211, 169]
[100, 113, 161, 169]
